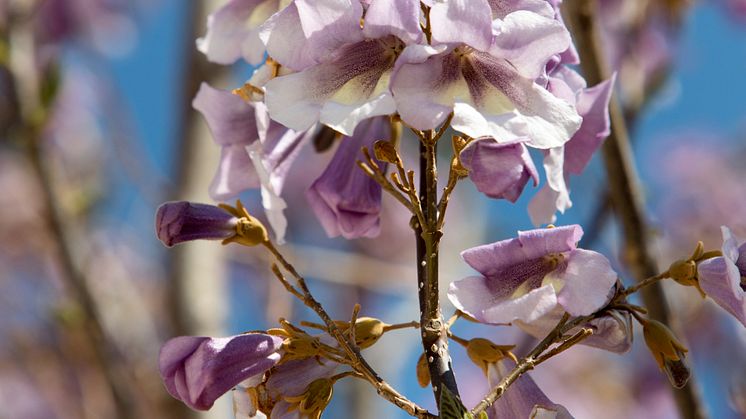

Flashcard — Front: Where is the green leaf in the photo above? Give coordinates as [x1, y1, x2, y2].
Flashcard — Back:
[439, 386, 471, 419]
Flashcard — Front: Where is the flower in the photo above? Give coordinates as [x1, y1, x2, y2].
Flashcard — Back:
[515, 305, 633, 354]
[528, 74, 615, 225]
[155, 201, 238, 247]
[487, 359, 573, 419]
[448, 225, 617, 325]
[262, 0, 423, 135]
[697, 226, 746, 327]
[159, 333, 284, 411]
[192, 82, 310, 201]
[197, 0, 289, 65]
[459, 138, 538, 202]
[391, 0, 581, 149]
[306, 117, 387, 239]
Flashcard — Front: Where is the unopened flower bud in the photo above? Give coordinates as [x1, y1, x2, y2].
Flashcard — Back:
[336, 317, 386, 349]
[642, 319, 690, 389]
[416, 352, 431, 388]
[373, 140, 400, 164]
[466, 338, 517, 376]
[155, 201, 238, 247]
[281, 335, 321, 362]
[284, 378, 334, 418]
[669, 258, 698, 287]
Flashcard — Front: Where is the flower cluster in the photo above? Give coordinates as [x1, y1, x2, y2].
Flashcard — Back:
[152, 0, 746, 418]
[193, 0, 616, 242]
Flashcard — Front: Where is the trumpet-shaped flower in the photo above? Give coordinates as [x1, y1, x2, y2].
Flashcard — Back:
[697, 226, 746, 327]
[459, 138, 538, 202]
[197, 0, 289, 65]
[306, 117, 387, 239]
[487, 359, 573, 419]
[159, 333, 283, 411]
[448, 225, 617, 325]
[155, 201, 238, 247]
[392, 0, 581, 149]
[262, 0, 423, 135]
[193, 82, 310, 201]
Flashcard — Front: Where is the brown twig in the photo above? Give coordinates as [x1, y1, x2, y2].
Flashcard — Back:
[263, 242, 435, 419]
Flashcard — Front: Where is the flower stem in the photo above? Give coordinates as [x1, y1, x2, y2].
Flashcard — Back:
[563, 1, 706, 417]
[416, 135, 460, 407]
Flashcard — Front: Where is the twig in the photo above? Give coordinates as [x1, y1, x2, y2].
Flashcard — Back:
[563, 1, 706, 418]
[262, 242, 435, 419]
[622, 271, 670, 297]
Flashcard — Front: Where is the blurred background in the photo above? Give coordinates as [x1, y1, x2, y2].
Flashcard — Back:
[0, 1, 745, 418]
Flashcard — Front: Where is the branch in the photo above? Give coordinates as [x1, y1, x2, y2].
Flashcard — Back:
[263, 242, 435, 419]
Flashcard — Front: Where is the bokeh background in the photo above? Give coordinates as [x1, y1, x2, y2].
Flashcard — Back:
[1, 1, 745, 418]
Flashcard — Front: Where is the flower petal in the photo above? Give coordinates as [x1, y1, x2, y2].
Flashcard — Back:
[306, 118, 386, 238]
[461, 225, 583, 277]
[430, 0, 494, 50]
[363, 0, 423, 44]
[159, 334, 283, 411]
[246, 142, 289, 244]
[698, 256, 746, 327]
[197, 0, 275, 65]
[193, 83, 258, 147]
[460, 138, 538, 202]
[261, 0, 364, 70]
[553, 249, 617, 316]
[448, 276, 558, 324]
[490, 10, 571, 79]
[528, 147, 570, 226]
[265, 39, 397, 135]
[488, 360, 573, 419]
[563, 75, 615, 175]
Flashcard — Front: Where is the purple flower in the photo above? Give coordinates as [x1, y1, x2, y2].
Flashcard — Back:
[697, 226, 746, 327]
[391, 0, 580, 149]
[448, 225, 617, 325]
[528, 75, 615, 225]
[266, 357, 339, 418]
[516, 305, 633, 353]
[487, 359, 573, 419]
[155, 201, 238, 247]
[197, 0, 285, 65]
[306, 117, 387, 239]
[159, 333, 283, 411]
[460, 138, 538, 202]
[262, 0, 422, 135]
[192, 82, 310, 202]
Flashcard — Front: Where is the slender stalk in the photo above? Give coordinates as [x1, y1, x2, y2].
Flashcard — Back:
[263, 242, 435, 419]
[26, 130, 135, 419]
[416, 135, 460, 406]
[563, 1, 706, 418]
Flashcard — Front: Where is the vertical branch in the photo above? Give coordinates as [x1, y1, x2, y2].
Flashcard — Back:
[6, 16, 135, 419]
[563, 1, 706, 418]
[416, 135, 459, 406]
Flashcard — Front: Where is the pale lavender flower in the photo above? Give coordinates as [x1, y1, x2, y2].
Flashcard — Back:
[697, 226, 746, 327]
[155, 201, 238, 247]
[516, 305, 633, 353]
[306, 117, 387, 239]
[529, 75, 615, 225]
[448, 225, 617, 325]
[197, 0, 287, 65]
[488, 359, 573, 419]
[459, 138, 538, 202]
[159, 333, 283, 411]
[261, 0, 422, 135]
[392, 0, 580, 149]
[266, 357, 339, 418]
[192, 82, 310, 201]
